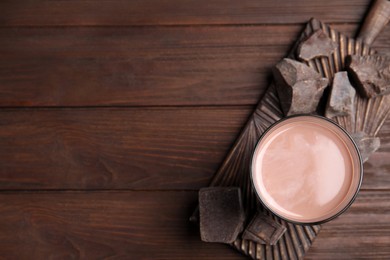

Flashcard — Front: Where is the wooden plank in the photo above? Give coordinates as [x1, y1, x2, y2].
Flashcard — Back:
[0, 26, 301, 107]
[0, 24, 388, 107]
[0, 191, 242, 259]
[0, 108, 388, 190]
[6, 23, 388, 108]
[0, 107, 251, 190]
[306, 190, 390, 259]
[0, 190, 388, 259]
[0, 0, 370, 26]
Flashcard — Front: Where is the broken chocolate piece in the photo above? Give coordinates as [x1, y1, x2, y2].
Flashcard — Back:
[325, 71, 356, 118]
[297, 29, 338, 61]
[242, 212, 286, 245]
[346, 55, 390, 98]
[351, 132, 381, 163]
[199, 187, 245, 243]
[273, 58, 329, 116]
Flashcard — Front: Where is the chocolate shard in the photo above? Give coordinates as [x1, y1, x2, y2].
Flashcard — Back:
[351, 132, 381, 163]
[325, 71, 356, 118]
[199, 187, 245, 244]
[346, 54, 390, 98]
[297, 29, 338, 61]
[273, 58, 329, 116]
[242, 212, 286, 245]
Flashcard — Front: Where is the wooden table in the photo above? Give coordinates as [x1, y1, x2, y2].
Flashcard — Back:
[0, 1, 389, 259]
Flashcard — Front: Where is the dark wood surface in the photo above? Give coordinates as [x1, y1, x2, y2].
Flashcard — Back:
[0, 0, 372, 26]
[0, 190, 388, 259]
[0, 1, 389, 259]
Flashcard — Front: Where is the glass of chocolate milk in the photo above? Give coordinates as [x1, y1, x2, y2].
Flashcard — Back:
[251, 115, 363, 224]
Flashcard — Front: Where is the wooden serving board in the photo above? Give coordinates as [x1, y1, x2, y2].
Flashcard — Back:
[202, 18, 390, 260]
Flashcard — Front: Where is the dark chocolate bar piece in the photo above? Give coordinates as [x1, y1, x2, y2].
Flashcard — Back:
[325, 71, 356, 118]
[347, 54, 390, 98]
[242, 212, 286, 245]
[297, 29, 338, 61]
[199, 187, 245, 243]
[273, 58, 328, 116]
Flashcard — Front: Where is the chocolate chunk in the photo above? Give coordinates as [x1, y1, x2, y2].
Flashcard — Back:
[297, 29, 338, 61]
[242, 212, 286, 245]
[199, 187, 245, 243]
[346, 55, 390, 98]
[325, 71, 356, 118]
[351, 132, 381, 163]
[273, 58, 329, 116]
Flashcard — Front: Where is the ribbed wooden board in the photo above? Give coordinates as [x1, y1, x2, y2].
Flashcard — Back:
[204, 18, 390, 259]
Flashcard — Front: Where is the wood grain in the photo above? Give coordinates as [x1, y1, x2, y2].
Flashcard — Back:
[306, 190, 390, 259]
[0, 107, 251, 190]
[364, 118, 390, 190]
[0, 26, 299, 107]
[0, 0, 370, 26]
[371, 25, 390, 51]
[0, 107, 388, 191]
[0, 190, 387, 259]
[0, 191, 242, 259]
[0, 25, 388, 107]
